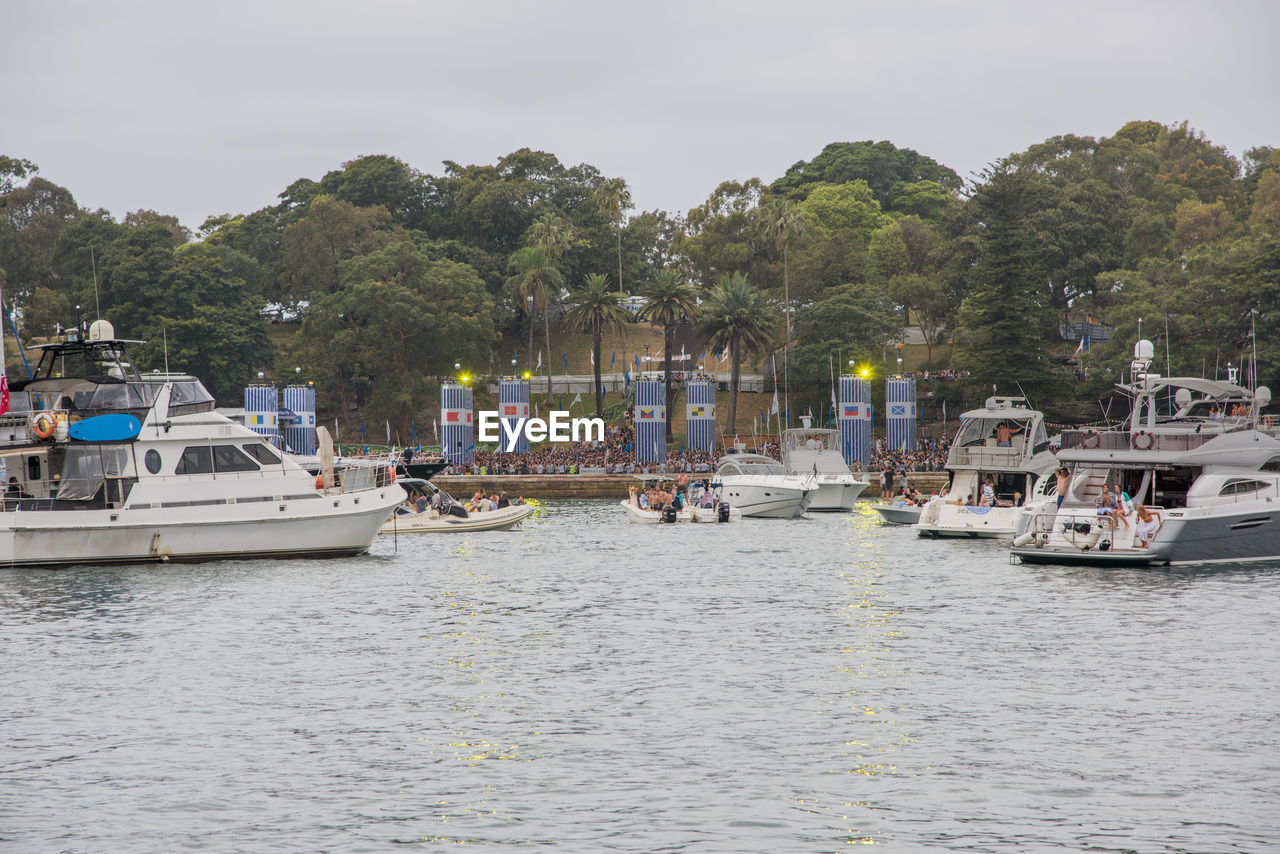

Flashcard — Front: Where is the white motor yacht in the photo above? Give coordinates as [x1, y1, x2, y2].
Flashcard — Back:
[0, 322, 404, 568]
[1012, 340, 1280, 566]
[914, 396, 1058, 538]
[712, 452, 814, 519]
[781, 420, 869, 511]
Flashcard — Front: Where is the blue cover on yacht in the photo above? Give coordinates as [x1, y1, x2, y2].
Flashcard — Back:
[68, 413, 143, 442]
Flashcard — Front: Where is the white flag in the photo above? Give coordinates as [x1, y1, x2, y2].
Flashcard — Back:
[386, 420, 390, 442]
[433, 418, 438, 440]
[537, 351, 542, 369]
[770, 389, 779, 415]
[572, 392, 582, 407]
[589, 350, 594, 366]
[831, 389, 837, 416]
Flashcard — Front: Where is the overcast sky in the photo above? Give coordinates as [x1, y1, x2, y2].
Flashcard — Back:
[5, 0, 1278, 232]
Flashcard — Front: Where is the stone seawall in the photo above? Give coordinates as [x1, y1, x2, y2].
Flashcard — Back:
[432, 473, 949, 500]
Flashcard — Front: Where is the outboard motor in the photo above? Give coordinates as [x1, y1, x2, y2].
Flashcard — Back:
[661, 504, 678, 523]
[717, 502, 731, 523]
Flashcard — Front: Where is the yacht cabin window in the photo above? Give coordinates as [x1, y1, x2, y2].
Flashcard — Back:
[1219, 479, 1269, 497]
[176, 446, 214, 475]
[59, 444, 132, 501]
[213, 445, 260, 473]
[242, 443, 281, 465]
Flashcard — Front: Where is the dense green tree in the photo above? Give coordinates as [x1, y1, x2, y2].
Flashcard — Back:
[770, 141, 962, 207]
[955, 165, 1059, 398]
[639, 269, 700, 442]
[696, 272, 779, 434]
[279, 195, 400, 303]
[681, 179, 766, 285]
[0, 176, 81, 303]
[564, 273, 629, 416]
[300, 240, 495, 436]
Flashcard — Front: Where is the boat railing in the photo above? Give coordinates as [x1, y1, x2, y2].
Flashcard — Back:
[947, 445, 1027, 468]
[1058, 429, 1217, 453]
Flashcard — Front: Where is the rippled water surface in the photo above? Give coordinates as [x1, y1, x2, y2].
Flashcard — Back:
[3, 500, 1278, 852]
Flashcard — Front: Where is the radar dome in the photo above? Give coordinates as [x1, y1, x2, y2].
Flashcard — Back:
[1256, 386, 1272, 407]
[88, 319, 115, 341]
[1174, 388, 1192, 408]
[1133, 339, 1155, 360]
[985, 397, 997, 409]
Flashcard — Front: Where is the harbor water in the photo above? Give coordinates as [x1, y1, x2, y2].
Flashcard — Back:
[3, 501, 1277, 852]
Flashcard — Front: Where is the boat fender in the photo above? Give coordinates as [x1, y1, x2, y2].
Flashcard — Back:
[661, 504, 678, 523]
[388, 465, 396, 482]
[1132, 432, 1154, 451]
[30, 412, 56, 441]
[1012, 531, 1035, 547]
[718, 502, 731, 523]
[315, 475, 325, 490]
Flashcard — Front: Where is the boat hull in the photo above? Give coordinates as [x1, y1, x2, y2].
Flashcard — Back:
[380, 503, 534, 534]
[619, 500, 694, 523]
[915, 500, 1022, 538]
[0, 487, 403, 569]
[806, 479, 868, 512]
[871, 502, 923, 525]
[1012, 504, 1280, 566]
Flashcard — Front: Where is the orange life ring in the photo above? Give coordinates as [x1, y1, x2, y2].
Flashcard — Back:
[1132, 432, 1154, 451]
[30, 412, 56, 441]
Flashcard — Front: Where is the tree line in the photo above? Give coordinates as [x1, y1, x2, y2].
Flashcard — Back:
[1, 120, 1277, 437]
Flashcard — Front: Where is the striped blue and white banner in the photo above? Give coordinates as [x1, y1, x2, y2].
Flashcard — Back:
[838, 376, 872, 468]
[244, 385, 278, 439]
[685, 380, 716, 452]
[886, 376, 917, 452]
[441, 383, 474, 465]
[635, 380, 666, 463]
[282, 385, 316, 455]
[498, 378, 531, 454]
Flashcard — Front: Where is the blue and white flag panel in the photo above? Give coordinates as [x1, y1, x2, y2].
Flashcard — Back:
[886, 376, 917, 451]
[441, 383, 474, 465]
[685, 380, 716, 452]
[498, 378, 531, 454]
[634, 380, 666, 463]
[282, 385, 316, 456]
[837, 376, 872, 468]
[244, 385, 278, 439]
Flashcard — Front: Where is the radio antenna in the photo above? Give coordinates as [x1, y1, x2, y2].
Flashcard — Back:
[90, 245, 102, 323]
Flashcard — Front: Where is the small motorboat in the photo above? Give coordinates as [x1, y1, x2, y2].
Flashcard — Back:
[621, 481, 694, 523]
[870, 500, 924, 525]
[381, 478, 534, 533]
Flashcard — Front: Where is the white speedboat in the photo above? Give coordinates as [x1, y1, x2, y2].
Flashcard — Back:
[0, 322, 403, 568]
[713, 453, 814, 519]
[381, 478, 534, 533]
[781, 421, 869, 511]
[914, 396, 1058, 538]
[1012, 340, 1280, 566]
[686, 480, 742, 522]
[871, 500, 924, 525]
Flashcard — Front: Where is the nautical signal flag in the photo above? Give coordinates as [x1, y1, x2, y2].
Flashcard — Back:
[503, 405, 518, 416]
[689, 406, 706, 417]
[445, 411, 459, 423]
[843, 404, 861, 417]
[639, 408, 656, 419]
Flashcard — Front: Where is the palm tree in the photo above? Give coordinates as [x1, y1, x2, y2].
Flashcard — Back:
[757, 196, 808, 428]
[696, 272, 779, 438]
[524, 213, 574, 392]
[506, 246, 563, 388]
[565, 273, 630, 417]
[639, 269, 701, 443]
[593, 179, 633, 371]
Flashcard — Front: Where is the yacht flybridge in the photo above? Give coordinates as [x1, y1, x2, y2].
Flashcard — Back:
[0, 321, 404, 568]
[1012, 339, 1280, 566]
[914, 396, 1058, 538]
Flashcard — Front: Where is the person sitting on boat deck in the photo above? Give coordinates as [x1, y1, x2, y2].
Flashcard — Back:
[993, 422, 1023, 447]
[964, 493, 976, 506]
[414, 494, 429, 514]
[1095, 484, 1129, 530]
[1134, 504, 1162, 547]
[497, 493, 511, 509]
[701, 488, 715, 508]
[1055, 467, 1071, 508]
